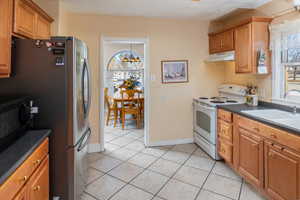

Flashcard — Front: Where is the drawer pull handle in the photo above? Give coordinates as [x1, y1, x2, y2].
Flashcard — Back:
[34, 159, 41, 165]
[22, 176, 28, 181]
[268, 152, 275, 158]
[33, 186, 41, 191]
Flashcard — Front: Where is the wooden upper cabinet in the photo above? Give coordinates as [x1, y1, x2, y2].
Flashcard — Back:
[0, 0, 13, 78]
[235, 18, 272, 74]
[27, 156, 49, 200]
[13, 0, 53, 39]
[264, 140, 300, 200]
[14, 0, 36, 38]
[235, 23, 252, 73]
[209, 29, 234, 54]
[237, 127, 264, 188]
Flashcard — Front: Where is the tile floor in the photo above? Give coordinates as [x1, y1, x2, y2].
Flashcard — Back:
[82, 124, 267, 200]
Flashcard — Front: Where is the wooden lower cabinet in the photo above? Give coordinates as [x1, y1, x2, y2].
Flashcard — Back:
[27, 155, 49, 200]
[264, 140, 300, 200]
[13, 186, 27, 200]
[237, 127, 264, 188]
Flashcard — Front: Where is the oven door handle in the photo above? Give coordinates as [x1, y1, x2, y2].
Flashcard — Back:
[195, 104, 216, 111]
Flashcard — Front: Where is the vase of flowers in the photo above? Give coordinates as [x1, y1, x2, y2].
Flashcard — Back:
[119, 76, 140, 90]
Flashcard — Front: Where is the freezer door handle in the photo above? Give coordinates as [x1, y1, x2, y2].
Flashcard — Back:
[77, 128, 91, 152]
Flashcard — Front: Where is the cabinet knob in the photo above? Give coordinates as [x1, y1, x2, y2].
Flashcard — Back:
[254, 127, 260, 132]
[22, 176, 28, 181]
[268, 152, 276, 158]
[33, 186, 41, 191]
[34, 159, 41, 165]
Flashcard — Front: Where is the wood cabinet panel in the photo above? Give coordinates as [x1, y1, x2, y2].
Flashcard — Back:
[0, 0, 13, 77]
[13, 186, 27, 200]
[237, 127, 264, 188]
[218, 120, 233, 142]
[209, 29, 234, 54]
[236, 115, 260, 134]
[218, 139, 233, 163]
[27, 156, 49, 200]
[265, 140, 300, 200]
[218, 109, 232, 123]
[209, 34, 221, 54]
[235, 23, 252, 73]
[14, 0, 36, 38]
[35, 15, 51, 39]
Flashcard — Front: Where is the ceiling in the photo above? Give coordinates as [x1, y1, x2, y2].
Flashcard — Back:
[60, 0, 272, 20]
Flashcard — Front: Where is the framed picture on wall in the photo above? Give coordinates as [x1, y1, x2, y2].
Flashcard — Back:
[161, 60, 189, 84]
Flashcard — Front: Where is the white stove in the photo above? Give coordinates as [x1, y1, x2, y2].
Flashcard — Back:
[193, 84, 247, 160]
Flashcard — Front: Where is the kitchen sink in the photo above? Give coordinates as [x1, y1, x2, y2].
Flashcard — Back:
[241, 109, 300, 130]
[241, 109, 300, 120]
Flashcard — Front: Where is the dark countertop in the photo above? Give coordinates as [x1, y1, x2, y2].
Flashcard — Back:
[0, 129, 51, 185]
[217, 103, 300, 136]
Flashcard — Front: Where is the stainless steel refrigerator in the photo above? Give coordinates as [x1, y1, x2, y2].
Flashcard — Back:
[0, 37, 91, 200]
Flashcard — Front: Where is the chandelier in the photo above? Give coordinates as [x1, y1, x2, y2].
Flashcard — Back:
[121, 44, 141, 63]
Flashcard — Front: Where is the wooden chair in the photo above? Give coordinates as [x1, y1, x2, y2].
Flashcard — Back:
[120, 89, 142, 129]
[104, 88, 120, 127]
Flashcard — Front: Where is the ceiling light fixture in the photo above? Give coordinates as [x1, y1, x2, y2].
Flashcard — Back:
[121, 44, 141, 63]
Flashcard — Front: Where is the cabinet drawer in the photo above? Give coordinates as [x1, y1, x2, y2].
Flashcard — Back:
[0, 138, 48, 200]
[236, 115, 260, 133]
[260, 124, 300, 152]
[218, 109, 232, 123]
[218, 120, 233, 143]
[218, 139, 233, 163]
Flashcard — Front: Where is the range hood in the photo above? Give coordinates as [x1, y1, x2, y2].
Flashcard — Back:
[206, 51, 235, 62]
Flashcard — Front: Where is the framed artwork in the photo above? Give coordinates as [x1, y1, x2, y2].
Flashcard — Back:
[161, 60, 189, 84]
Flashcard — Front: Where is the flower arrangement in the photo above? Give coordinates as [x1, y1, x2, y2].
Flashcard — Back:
[119, 76, 140, 90]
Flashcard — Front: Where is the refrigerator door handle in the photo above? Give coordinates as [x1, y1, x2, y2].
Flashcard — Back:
[77, 127, 91, 152]
[82, 59, 91, 119]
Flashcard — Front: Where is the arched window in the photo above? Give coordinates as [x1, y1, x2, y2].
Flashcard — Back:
[106, 50, 144, 92]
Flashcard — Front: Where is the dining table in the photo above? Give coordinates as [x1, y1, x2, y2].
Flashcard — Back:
[111, 91, 144, 108]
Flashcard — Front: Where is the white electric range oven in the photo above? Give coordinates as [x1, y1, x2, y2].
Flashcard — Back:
[193, 84, 247, 160]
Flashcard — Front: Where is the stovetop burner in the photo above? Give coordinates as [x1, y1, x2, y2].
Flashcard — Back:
[199, 97, 209, 100]
[226, 100, 238, 103]
[210, 100, 225, 104]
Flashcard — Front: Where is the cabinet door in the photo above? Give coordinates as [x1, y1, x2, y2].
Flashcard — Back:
[0, 0, 13, 77]
[218, 139, 233, 164]
[265, 140, 300, 200]
[14, 0, 36, 38]
[27, 156, 49, 200]
[238, 127, 264, 188]
[235, 23, 253, 73]
[13, 186, 27, 200]
[218, 120, 233, 143]
[209, 34, 221, 54]
[35, 14, 51, 39]
[220, 30, 234, 52]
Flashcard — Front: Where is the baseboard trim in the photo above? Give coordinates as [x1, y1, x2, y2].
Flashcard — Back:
[88, 143, 103, 153]
[147, 138, 194, 147]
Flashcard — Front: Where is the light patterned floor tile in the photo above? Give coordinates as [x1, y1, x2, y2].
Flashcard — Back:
[174, 165, 210, 187]
[87, 153, 104, 163]
[90, 155, 122, 173]
[104, 134, 119, 142]
[152, 197, 164, 200]
[87, 168, 105, 184]
[149, 158, 181, 177]
[128, 153, 157, 168]
[142, 147, 167, 157]
[85, 175, 126, 200]
[131, 170, 169, 194]
[81, 192, 97, 200]
[103, 143, 121, 155]
[110, 185, 153, 200]
[161, 151, 190, 164]
[185, 155, 215, 171]
[171, 143, 198, 154]
[109, 147, 138, 161]
[212, 161, 242, 181]
[158, 179, 199, 200]
[196, 189, 232, 200]
[125, 140, 146, 151]
[110, 137, 136, 147]
[108, 162, 144, 182]
[203, 173, 242, 200]
[192, 148, 211, 159]
[240, 182, 267, 200]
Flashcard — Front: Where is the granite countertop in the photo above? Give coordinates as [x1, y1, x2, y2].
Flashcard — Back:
[217, 103, 300, 136]
[0, 129, 51, 185]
